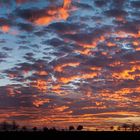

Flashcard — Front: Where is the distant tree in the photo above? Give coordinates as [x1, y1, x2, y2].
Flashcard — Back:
[43, 127, 49, 132]
[122, 123, 130, 131]
[110, 126, 114, 131]
[69, 126, 75, 131]
[77, 125, 83, 131]
[12, 121, 19, 131]
[95, 128, 98, 131]
[131, 123, 136, 131]
[117, 126, 121, 131]
[33, 127, 37, 131]
[1, 121, 12, 131]
[1, 121, 8, 131]
[138, 126, 140, 131]
[21, 126, 27, 131]
[52, 127, 56, 131]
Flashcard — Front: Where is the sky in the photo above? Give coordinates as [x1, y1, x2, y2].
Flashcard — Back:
[0, 0, 140, 130]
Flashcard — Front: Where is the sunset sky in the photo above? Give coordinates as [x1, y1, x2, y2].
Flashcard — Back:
[0, 0, 140, 130]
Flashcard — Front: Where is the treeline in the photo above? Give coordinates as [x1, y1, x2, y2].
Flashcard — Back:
[0, 121, 83, 132]
[0, 121, 140, 131]
[110, 123, 140, 131]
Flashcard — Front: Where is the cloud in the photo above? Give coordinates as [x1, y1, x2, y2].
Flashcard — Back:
[16, 0, 73, 26]
[0, 0, 140, 129]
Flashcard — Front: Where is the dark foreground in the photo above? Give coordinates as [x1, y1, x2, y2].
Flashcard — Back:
[0, 131, 140, 140]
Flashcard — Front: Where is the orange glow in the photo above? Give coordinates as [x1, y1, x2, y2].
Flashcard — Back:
[115, 87, 140, 95]
[34, 0, 72, 26]
[133, 41, 139, 46]
[63, 0, 71, 8]
[36, 71, 48, 76]
[101, 52, 107, 56]
[55, 105, 69, 112]
[1, 25, 10, 33]
[135, 47, 140, 51]
[90, 67, 101, 71]
[51, 84, 63, 94]
[51, 84, 61, 90]
[113, 31, 140, 38]
[112, 65, 140, 80]
[115, 16, 126, 23]
[107, 42, 116, 47]
[74, 49, 91, 55]
[33, 98, 50, 107]
[109, 61, 121, 67]
[7, 87, 15, 96]
[59, 72, 98, 84]
[83, 42, 97, 49]
[78, 36, 105, 49]
[8, 74, 16, 79]
[22, 70, 29, 75]
[55, 62, 80, 72]
[32, 79, 47, 93]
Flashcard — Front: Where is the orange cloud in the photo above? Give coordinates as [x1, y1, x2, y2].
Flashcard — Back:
[33, 98, 50, 107]
[112, 65, 140, 80]
[107, 42, 116, 47]
[32, 79, 47, 93]
[1, 25, 10, 33]
[133, 41, 139, 46]
[34, 0, 72, 26]
[74, 49, 92, 55]
[7, 87, 15, 96]
[8, 74, 17, 79]
[55, 105, 69, 112]
[63, 0, 71, 8]
[54, 62, 80, 72]
[59, 72, 98, 84]
[36, 71, 48, 76]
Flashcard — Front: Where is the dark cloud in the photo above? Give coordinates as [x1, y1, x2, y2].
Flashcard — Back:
[94, 0, 108, 7]
[48, 22, 82, 34]
[17, 23, 34, 32]
[131, 1, 140, 8]
[73, 2, 93, 9]
[105, 9, 128, 18]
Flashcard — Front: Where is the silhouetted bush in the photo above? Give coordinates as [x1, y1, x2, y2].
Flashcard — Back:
[110, 126, 114, 131]
[77, 125, 83, 131]
[32, 127, 37, 131]
[0, 121, 13, 131]
[21, 126, 27, 131]
[122, 123, 130, 131]
[69, 126, 75, 131]
[12, 121, 19, 131]
[43, 127, 49, 132]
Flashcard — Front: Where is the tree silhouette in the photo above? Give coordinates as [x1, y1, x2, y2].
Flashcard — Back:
[52, 127, 56, 131]
[95, 128, 98, 131]
[131, 123, 136, 131]
[0, 121, 12, 131]
[69, 125, 75, 131]
[21, 126, 27, 131]
[122, 123, 129, 131]
[32, 127, 37, 131]
[117, 126, 121, 131]
[43, 127, 49, 132]
[77, 125, 83, 131]
[110, 126, 114, 131]
[12, 121, 19, 131]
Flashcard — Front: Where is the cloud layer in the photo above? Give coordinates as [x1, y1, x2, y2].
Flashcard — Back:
[0, 0, 140, 130]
